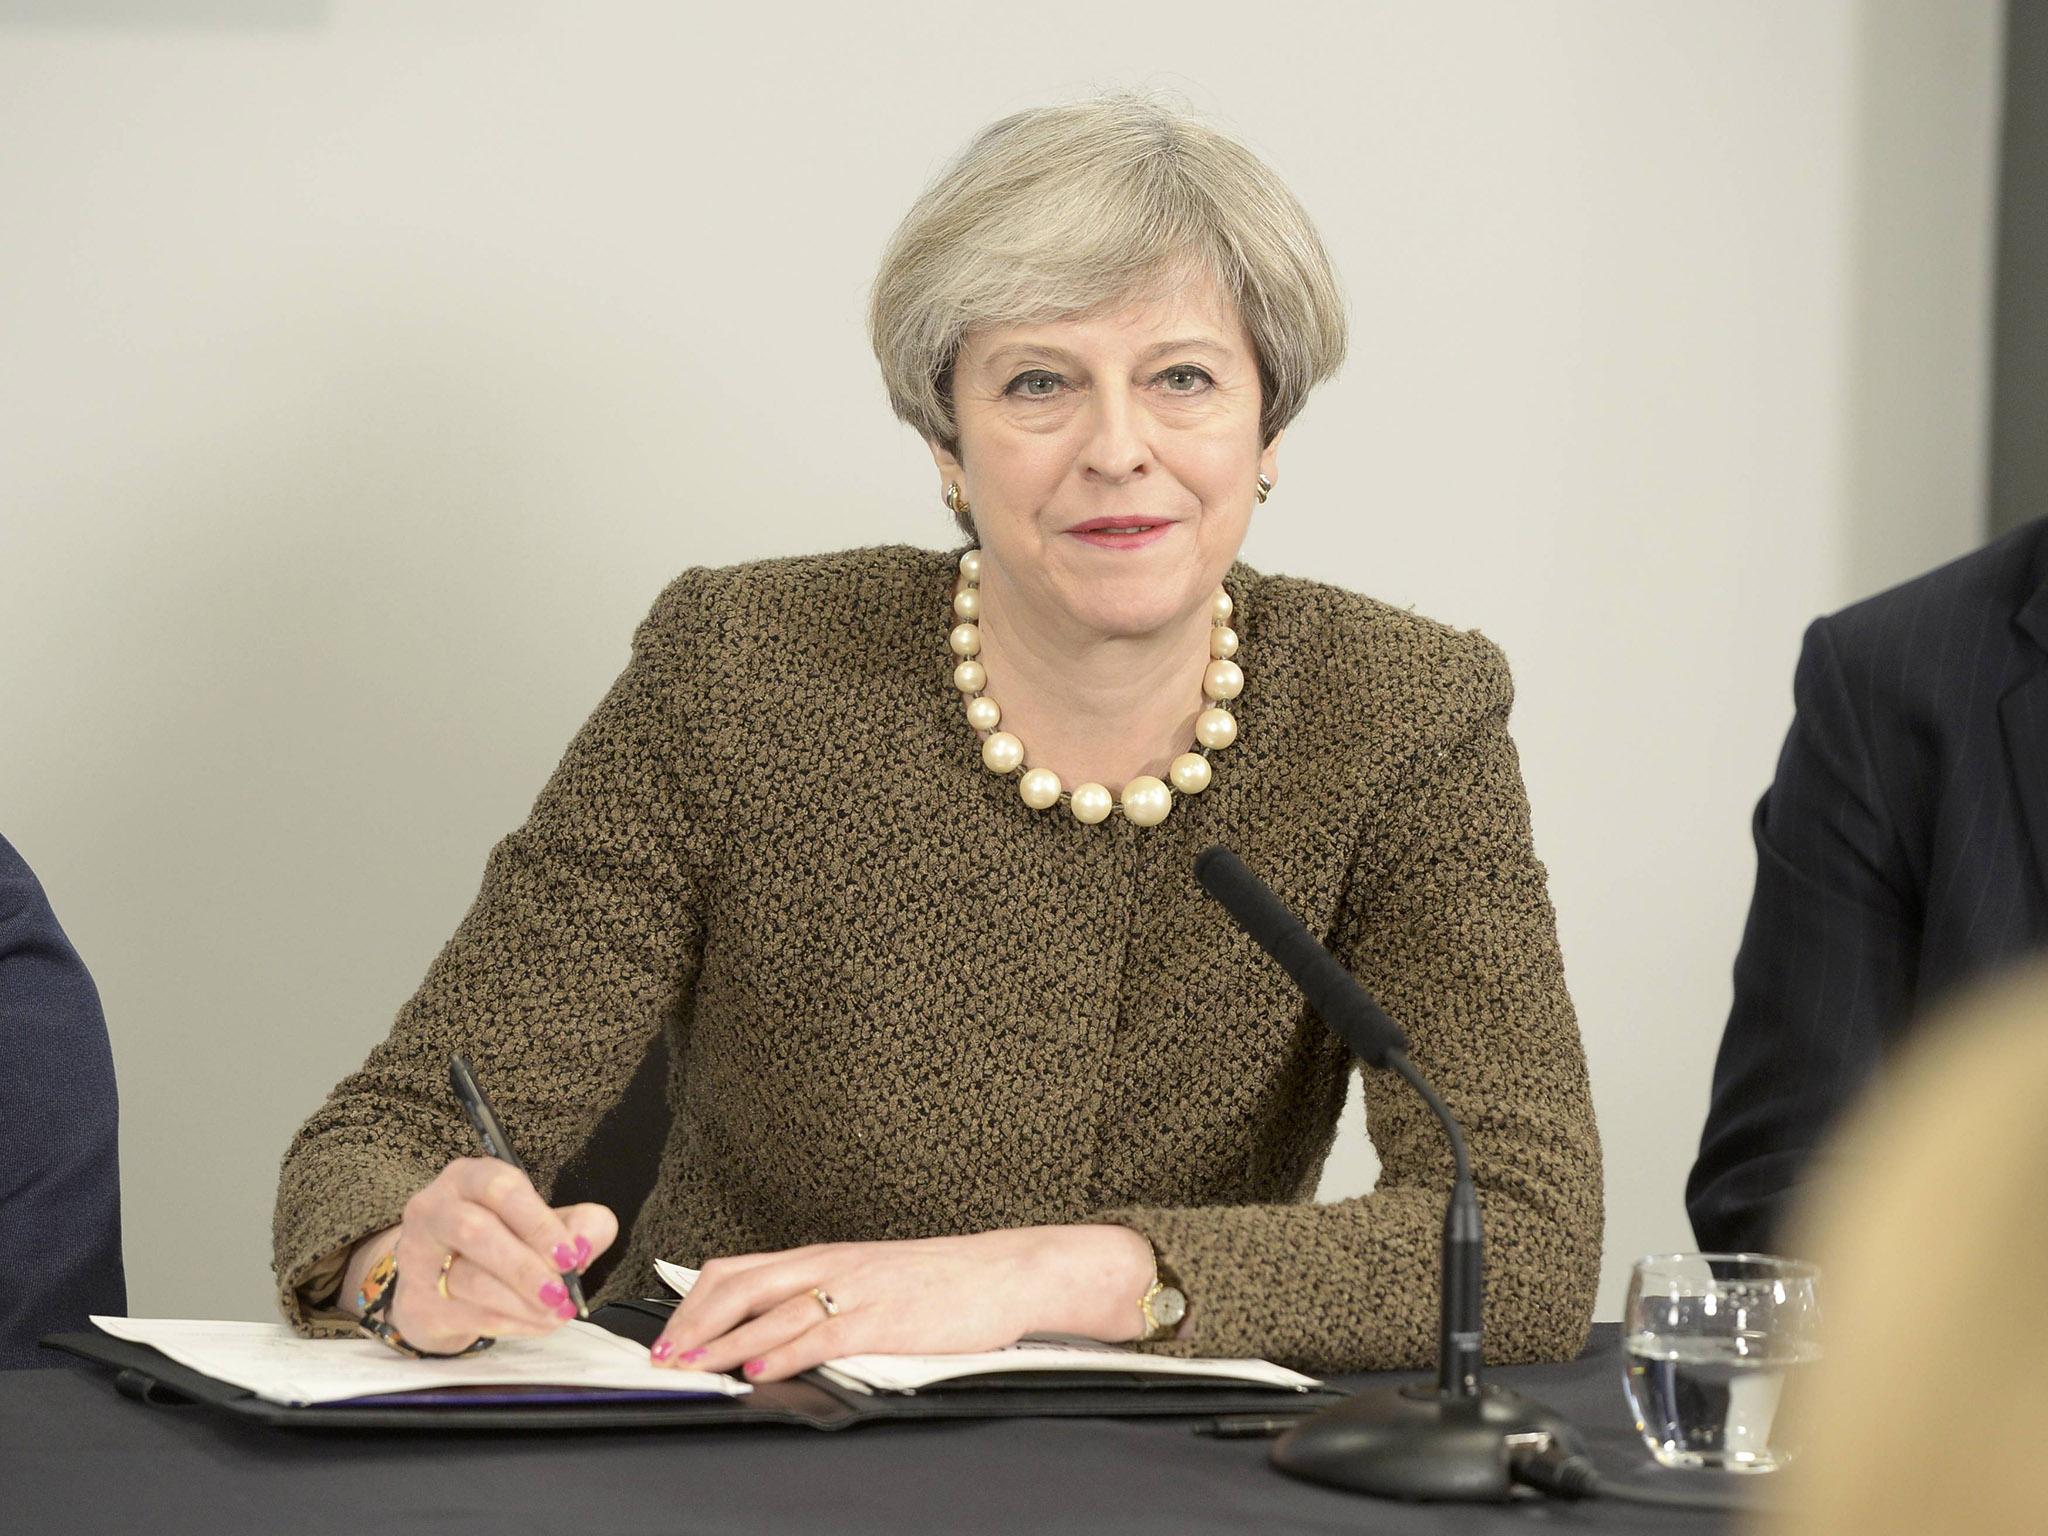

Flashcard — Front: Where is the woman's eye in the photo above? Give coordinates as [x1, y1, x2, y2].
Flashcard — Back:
[1160, 365, 1213, 392]
[1007, 372, 1063, 398]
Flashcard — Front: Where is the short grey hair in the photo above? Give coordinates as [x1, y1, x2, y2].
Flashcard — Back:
[868, 90, 1348, 529]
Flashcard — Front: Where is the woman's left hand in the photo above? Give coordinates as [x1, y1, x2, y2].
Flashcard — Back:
[647, 1224, 1157, 1382]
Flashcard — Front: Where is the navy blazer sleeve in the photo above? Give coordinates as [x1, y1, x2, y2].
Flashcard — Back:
[0, 835, 127, 1368]
[1685, 618, 1921, 1254]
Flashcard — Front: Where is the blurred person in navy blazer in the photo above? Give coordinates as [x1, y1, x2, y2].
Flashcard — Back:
[1689, 518, 2048, 1253]
[0, 834, 126, 1367]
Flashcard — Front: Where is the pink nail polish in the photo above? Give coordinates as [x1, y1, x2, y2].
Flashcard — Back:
[573, 1234, 593, 1266]
[555, 1301, 577, 1321]
[552, 1242, 577, 1270]
[743, 1359, 766, 1377]
[540, 1280, 568, 1306]
[650, 1339, 675, 1361]
[682, 1347, 707, 1363]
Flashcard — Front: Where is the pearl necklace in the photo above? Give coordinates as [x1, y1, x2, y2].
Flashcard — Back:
[946, 548, 1243, 827]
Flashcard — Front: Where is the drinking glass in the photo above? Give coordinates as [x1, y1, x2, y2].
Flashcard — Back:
[1622, 1252, 1821, 1473]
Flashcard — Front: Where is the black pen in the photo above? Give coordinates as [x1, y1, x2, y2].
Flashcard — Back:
[448, 1052, 589, 1319]
[1195, 1415, 1313, 1439]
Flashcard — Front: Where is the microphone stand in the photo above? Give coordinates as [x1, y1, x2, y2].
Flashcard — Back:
[1267, 1046, 1584, 1501]
[1189, 843, 1582, 1501]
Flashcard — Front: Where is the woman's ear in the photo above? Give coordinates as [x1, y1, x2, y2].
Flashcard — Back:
[928, 438, 965, 480]
[927, 438, 975, 536]
[1258, 428, 1285, 491]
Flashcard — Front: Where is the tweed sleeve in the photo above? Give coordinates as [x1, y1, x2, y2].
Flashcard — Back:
[1094, 637, 1603, 1372]
[270, 574, 721, 1333]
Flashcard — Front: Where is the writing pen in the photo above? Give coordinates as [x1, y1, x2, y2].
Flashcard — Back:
[448, 1052, 589, 1319]
[1195, 1415, 1314, 1438]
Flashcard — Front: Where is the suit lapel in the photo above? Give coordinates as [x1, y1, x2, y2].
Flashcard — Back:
[2001, 580, 2048, 892]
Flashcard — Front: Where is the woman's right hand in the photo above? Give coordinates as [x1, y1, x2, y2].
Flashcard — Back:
[345, 1159, 619, 1354]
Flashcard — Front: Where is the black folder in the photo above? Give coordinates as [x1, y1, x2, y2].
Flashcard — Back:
[42, 1298, 1345, 1432]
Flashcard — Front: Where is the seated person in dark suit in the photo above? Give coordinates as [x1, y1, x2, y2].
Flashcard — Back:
[0, 834, 126, 1367]
[1689, 517, 2048, 1254]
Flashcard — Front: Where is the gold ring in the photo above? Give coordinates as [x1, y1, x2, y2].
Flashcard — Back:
[437, 1252, 458, 1301]
[811, 1287, 839, 1319]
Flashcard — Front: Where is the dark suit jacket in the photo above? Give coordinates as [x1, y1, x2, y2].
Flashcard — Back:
[0, 834, 126, 1367]
[1688, 519, 2048, 1253]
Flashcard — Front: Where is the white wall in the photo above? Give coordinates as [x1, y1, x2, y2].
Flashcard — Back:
[0, 1, 2001, 1325]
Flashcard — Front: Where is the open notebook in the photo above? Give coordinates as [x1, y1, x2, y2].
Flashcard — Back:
[653, 1261, 1322, 1395]
[53, 1294, 1341, 1431]
[87, 1315, 747, 1408]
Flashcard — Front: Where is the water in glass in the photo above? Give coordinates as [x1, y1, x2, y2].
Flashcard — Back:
[1623, 1254, 1820, 1473]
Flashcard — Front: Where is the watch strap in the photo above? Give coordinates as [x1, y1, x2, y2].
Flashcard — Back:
[355, 1250, 495, 1360]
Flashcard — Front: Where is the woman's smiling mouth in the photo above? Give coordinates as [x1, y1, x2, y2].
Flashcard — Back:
[1065, 517, 1176, 549]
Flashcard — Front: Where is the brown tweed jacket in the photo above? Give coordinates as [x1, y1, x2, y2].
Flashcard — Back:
[272, 544, 1603, 1371]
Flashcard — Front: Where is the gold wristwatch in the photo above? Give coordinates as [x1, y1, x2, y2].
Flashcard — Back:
[1137, 1254, 1187, 1344]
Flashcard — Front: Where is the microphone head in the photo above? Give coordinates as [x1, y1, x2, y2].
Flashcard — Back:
[1193, 843, 1257, 908]
[1194, 844, 1410, 1068]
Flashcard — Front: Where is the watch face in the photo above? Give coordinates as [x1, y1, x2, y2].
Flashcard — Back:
[1153, 1286, 1187, 1328]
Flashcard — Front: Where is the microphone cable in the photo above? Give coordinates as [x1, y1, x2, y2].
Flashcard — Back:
[1507, 1435, 1770, 1515]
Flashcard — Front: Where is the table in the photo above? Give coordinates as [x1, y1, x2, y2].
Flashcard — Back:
[5, 1325, 1742, 1534]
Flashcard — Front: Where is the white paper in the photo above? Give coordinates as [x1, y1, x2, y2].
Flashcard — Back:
[814, 1338, 1321, 1393]
[91, 1315, 749, 1407]
[653, 1260, 1321, 1394]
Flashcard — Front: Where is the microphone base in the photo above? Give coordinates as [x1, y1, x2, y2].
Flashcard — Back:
[1270, 1381, 1586, 1503]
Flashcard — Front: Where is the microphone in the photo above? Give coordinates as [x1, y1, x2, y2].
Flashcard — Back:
[1195, 846, 1480, 1395]
[1194, 845, 1583, 1502]
[1191, 846, 1408, 1068]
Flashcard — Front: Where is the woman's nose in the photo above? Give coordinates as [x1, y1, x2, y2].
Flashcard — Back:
[1077, 386, 1150, 483]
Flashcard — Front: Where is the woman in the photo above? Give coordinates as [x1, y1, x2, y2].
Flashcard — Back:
[273, 92, 1603, 1380]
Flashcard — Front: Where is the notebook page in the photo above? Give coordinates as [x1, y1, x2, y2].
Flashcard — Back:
[652, 1261, 1321, 1393]
[91, 1316, 749, 1407]
[817, 1338, 1319, 1392]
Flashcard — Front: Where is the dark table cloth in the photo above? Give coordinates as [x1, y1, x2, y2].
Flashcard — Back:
[6, 1325, 1744, 1533]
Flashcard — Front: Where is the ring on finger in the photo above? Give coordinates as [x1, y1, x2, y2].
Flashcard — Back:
[811, 1287, 839, 1319]
[437, 1252, 459, 1302]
